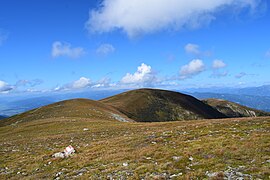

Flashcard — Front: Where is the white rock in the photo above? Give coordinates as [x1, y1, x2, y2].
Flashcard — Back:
[122, 162, 128, 167]
[83, 128, 89, 131]
[52, 152, 65, 159]
[170, 173, 183, 178]
[189, 156, 194, 161]
[172, 156, 182, 162]
[55, 172, 63, 177]
[206, 171, 218, 177]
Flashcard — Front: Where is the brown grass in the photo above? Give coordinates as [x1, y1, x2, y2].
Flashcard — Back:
[0, 116, 269, 179]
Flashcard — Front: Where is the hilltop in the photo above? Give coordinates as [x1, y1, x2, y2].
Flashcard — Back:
[203, 98, 270, 118]
[0, 98, 131, 127]
[2, 89, 270, 127]
[101, 88, 227, 122]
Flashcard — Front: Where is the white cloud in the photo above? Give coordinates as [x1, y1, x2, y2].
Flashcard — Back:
[212, 59, 226, 69]
[0, 80, 13, 93]
[96, 43, 115, 55]
[121, 63, 156, 84]
[55, 77, 92, 91]
[92, 77, 112, 88]
[71, 77, 91, 89]
[180, 59, 205, 79]
[185, 43, 200, 55]
[86, 0, 259, 37]
[52, 41, 85, 59]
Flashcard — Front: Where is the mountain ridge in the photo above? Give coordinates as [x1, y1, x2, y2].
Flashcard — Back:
[2, 88, 270, 126]
[100, 88, 227, 122]
[203, 98, 270, 118]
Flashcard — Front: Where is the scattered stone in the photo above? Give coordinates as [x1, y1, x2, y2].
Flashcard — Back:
[170, 172, 183, 178]
[224, 166, 252, 179]
[52, 152, 65, 159]
[205, 171, 218, 177]
[107, 174, 113, 180]
[77, 172, 83, 176]
[123, 162, 128, 167]
[111, 113, 129, 122]
[55, 172, 63, 177]
[76, 168, 88, 175]
[52, 145, 75, 159]
[189, 156, 194, 161]
[83, 128, 89, 131]
[172, 156, 182, 162]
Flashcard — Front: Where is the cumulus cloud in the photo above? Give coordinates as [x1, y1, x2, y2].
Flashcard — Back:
[96, 43, 115, 56]
[87, 0, 259, 37]
[180, 59, 205, 79]
[212, 59, 226, 69]
[185, 43, 200, 55]
[0, 80, 13, 93]
[211, 60, 227, 78]
[121, 63, 156, 85]
[55, 77, 92, 91]
[70, 77, 91, 89]
[52, 41, 85, 59]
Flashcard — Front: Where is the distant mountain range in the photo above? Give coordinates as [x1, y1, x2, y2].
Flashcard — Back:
[0, 115, 7, 120]
[189, 92, 270, 112]
[1, 85, 270, 117]
[185, 85, 270, 97]
[0, 90, 125, 116]
[1, 88, 269, 126]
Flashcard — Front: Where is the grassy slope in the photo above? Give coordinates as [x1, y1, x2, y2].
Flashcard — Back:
[0, 98, 131, 127]
[203, 99, 270, 118]
[101, 89, 227, 122]
[0, 117, 269, 179]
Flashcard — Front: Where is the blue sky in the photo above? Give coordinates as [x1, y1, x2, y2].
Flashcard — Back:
[0, 0, 270, 94]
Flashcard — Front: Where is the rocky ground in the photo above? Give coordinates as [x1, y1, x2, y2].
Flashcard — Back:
[0, 117, 269, 179]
